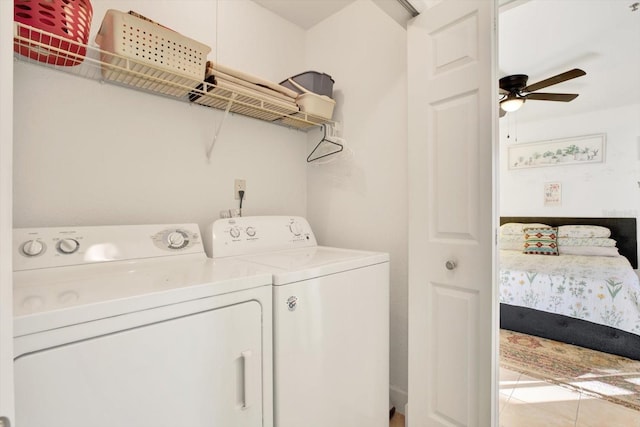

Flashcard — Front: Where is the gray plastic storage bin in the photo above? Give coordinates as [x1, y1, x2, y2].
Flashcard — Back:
[280, 71, 334, 97]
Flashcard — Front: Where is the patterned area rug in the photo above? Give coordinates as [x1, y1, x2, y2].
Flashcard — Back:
[500, 329, 640, 412]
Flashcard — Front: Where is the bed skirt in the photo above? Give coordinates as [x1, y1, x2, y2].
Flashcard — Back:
[500, 303, 640, 361]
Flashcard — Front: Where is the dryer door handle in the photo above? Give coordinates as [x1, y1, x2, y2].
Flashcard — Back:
[241, 350, 253, 410]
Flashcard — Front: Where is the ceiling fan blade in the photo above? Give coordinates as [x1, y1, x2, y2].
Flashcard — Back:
[525, 93, 579, 102]
[499, 87, 509, 95]
[523, 68, 586, 93]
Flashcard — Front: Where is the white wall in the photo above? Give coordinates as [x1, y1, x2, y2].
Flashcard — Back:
[13, 0, 308, 231]
[0, 0, 14, 421]
[304, 0, 409, 410]
[500, 103, 640, 254]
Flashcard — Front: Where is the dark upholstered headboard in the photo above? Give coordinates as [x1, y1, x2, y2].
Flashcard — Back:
[500, 217, 638, 269]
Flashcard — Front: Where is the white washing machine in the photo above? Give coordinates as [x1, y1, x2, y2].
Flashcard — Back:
[13, 224, 273, 427]
[205, 216, 390, 427]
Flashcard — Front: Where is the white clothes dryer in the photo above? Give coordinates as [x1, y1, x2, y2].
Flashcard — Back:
[13, 224, 273, 427]
[206, 216, 390, 427]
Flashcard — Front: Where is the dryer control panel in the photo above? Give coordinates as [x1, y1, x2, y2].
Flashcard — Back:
[13, 224, 203, 271]
[205, 216, 317, 258]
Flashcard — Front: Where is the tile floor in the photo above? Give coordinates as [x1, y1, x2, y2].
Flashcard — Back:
[500, 366, 640, 427]
[388, 365, 640, 427]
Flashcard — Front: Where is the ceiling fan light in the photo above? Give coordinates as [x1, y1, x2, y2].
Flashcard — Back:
[501, 96, 525, 112]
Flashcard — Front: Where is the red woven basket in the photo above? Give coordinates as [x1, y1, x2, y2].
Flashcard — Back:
[14, 0, 93, 66]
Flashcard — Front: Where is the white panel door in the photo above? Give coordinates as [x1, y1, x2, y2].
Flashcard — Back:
[15, 301, 264, 427]
[407, 1, 497, 426]
[0, 0, 14, 425]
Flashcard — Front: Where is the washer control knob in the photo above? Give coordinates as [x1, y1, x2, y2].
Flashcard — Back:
[246, 227, 256, 237]
[167, 231, 186, 249]
[229, 227, 241, 239]
[289, 222, 302, 236]
[57, 238, 79, 254]
[445, 260, 457, 270]
[22, 240, 45, 257]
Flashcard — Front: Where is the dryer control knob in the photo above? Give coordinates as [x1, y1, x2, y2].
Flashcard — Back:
[22, 240, 45, 257]
[289, 222, 302, 236]
[246, 227, 256, 237]
[57, 238, 79, 254]
[167, 231, 186, 249]
[229, 227, 241, 239]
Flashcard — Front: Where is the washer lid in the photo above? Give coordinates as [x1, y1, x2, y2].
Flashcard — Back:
[14, 256, 273, 337]
[240, 246, 389, 285]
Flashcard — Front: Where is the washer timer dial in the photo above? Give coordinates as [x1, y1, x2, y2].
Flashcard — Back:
[166, 231, 186, 249]
[152, 228, 196, 251]
[289, 221, 302, 236]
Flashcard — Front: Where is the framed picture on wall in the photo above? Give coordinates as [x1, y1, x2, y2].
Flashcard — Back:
[508, 134, 605, 170]
[544, 182, 561, 206]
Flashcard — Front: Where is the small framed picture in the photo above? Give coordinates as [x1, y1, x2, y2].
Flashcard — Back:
[544, 182, 561, 206]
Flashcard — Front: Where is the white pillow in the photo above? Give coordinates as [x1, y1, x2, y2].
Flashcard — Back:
[558, 237, 617, 247]
[499, 240, 523, 251]
[559, 246, 620, 257]
[499, 234, 523, 243]
[557, 225, 611, 238]
[500, 222, 550, 236]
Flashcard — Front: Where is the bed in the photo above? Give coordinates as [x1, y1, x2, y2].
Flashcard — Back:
[499, 217, 640, 360]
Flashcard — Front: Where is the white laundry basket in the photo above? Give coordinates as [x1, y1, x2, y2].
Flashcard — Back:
[95, 10, 211, 98]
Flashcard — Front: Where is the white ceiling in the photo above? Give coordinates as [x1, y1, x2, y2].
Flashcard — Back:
[499, 0, 640, 122]
[252, 0, 356, 29]
[251, 0, 419, 28]
[251, 0, 639, 123]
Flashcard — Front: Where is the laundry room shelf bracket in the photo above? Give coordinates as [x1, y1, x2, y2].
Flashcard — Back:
[206, 93, 237, 161]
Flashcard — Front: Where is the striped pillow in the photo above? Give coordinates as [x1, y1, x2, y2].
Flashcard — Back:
[523, 227, 559, 256]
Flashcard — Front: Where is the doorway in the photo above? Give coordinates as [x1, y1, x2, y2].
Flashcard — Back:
[497, 1, 640, 425]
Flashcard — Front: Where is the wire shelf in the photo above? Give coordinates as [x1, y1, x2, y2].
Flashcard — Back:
[13, 22, 333, 131]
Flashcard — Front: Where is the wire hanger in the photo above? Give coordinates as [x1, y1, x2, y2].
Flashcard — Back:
[307, 123, 344, 163]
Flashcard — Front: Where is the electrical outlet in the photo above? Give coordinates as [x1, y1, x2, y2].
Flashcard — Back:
[234, 179, 246, 200]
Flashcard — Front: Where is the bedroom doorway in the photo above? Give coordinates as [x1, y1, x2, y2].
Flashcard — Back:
[497, 1, 640, 425]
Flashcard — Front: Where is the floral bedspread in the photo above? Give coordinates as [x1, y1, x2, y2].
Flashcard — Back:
[499, 250, 640, 336]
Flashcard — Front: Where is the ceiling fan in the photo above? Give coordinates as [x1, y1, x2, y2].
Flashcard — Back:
[499, 68, 586, 116]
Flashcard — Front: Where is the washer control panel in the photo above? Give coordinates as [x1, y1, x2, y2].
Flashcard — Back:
[14, 224, 203, 271]
[206, 216, 317, 258]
